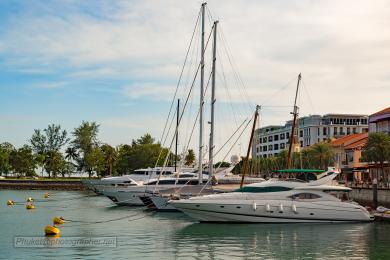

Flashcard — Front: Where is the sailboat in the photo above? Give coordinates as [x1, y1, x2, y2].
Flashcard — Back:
[169, 75, 373, 222]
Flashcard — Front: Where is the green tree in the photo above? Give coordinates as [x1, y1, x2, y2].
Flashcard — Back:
[0, 142, 14, 176]
[101, 144, 117, 177]
[9, 145, 36, 177]
[362, 132, 390, 178]
[85, 146, 105, 177]
[44, 150, 67, 178]
[184, 149, 196, 166]
[30, 124, 69, 178]
[307, 142, 335, 170]
[115, 134, 170, 174]
[72, 121, 100, 177]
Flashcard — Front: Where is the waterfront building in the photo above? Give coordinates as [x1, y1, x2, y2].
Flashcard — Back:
[331, 133, 368, 183]
[367, 106, 390, 187]
[369, 107, 390, 135]
[253, 114, 369, 158]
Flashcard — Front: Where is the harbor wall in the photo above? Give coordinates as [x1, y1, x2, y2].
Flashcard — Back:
[0, 180, 85, 190]
[350, 188, 390, 208]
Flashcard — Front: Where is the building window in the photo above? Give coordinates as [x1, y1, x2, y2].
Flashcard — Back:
[347, 127, 350, 135]
[334, 127, 337, 135]
[274, 144, 279, 150]
[340, 127, 344, 135]
[263, 137, 267, 143]
[274, 135, 279, 141]
[263, 145, 267, 152]
[300, 141, 303, 147]
[323, 127, 327, 135]
[268, 136, 273, 142]
[300, 130, 303, 137]
[286, 132, 290, 139]
[259, 138, 262, 144]
[269, 145, 273, 151]
[280, 133, 285, 140]
[353, 127, 357, 134]
[280, 143, 285, 149]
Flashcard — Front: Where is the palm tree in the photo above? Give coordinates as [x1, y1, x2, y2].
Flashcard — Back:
[362, 132, 390, 180]
[101, 144, 117, 176]
[308, 142, 335, 170]
[65, 147, 79, 175]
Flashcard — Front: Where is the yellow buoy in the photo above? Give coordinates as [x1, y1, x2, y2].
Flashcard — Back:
[26, 204, 35, 210]
[53, 216, 65, 225]
[44, 225, 61, 236]
[27, 197, 33, 202]
[44, 193, 50, 199]
[7, 200, 14, 206]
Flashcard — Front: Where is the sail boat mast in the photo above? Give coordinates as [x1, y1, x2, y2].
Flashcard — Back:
[198, 3, 206, 184]
[209, 20, 218, 180]
[240, 105, 261, 188]
[175, 99, 180, 172]
[286, 73, 302, 169]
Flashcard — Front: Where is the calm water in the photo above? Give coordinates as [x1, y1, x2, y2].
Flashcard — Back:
[1, 190, 390, 260]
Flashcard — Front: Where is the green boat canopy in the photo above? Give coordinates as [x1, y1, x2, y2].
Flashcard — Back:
[276, 169, 325, 174]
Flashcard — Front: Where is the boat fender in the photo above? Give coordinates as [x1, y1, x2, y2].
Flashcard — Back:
[44, 225, 61, 236]
[252, 201, 257, 211]
[265, 203, 271, 212]
[278, 204, 284, 213]
[26, 204, 35, 210]
[44, 193, 50, 199]
[53, 216, 65, 225]
[7, 200, 14, 206]
[292, 204, 297, 214]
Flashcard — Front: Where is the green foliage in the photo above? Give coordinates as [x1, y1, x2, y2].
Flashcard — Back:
[44, 150, 67, 178]
[100, 144, 118, 177]
[30, 124, 69, 153]
[214, 161, 231, 168]
[362, 132, 390, 178]
[234, 142, 335, 177]
[0, 142, 14, 176]
[184, 149, 196, 166]
[115, 134, 170, 174]
[9, 145, 36, 177]
[72, 121, 100, 177]
[362, 132, 390, 164]
[29, 124, 69, 178]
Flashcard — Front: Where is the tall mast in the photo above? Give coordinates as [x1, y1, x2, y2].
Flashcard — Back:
[175, 99, 180, 172]
[198, 3, 206, 184]
[240, 105, 260, 188]
[209, 20, 218, 180]
[286, 73, 301, 169]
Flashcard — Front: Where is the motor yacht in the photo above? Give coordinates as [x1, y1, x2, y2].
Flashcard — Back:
[101, 172, 209, 206]
[169, 171, 374, 222]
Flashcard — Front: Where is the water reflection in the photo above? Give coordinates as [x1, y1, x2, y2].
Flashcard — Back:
[173, 223, 372, 259]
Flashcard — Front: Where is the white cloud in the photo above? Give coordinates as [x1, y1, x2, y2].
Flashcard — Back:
[1, 0, 390, 157]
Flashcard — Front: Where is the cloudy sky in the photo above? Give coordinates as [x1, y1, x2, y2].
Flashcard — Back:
[0, 0, 389, 158]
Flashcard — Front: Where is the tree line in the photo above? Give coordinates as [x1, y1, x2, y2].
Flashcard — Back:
[1, 122, 389, 179]
[0, 121, 197, 178]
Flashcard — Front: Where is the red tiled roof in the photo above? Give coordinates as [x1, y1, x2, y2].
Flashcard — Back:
[331, 133, 368, 147]
[371, 107, 390, 117]
[345, 137, 368, 149]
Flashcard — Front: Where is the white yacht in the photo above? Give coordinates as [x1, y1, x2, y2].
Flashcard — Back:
[169, 171, 374, 223]
[102, 172, 209, 206]
[81, 175, 141, 195]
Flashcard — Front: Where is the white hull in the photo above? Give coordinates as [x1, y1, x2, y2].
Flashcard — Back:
[102, 190, 145, 206]
[170, 199, 374, 223]
[150, 196, 178, 211]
